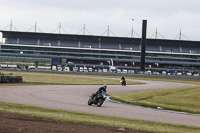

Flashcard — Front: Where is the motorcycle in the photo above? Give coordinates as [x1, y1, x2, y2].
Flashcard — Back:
[88, 91, 107, 107]
[121, 79, 126, 86]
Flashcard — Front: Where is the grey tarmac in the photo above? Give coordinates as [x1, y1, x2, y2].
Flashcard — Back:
[0, 78, 199, 127]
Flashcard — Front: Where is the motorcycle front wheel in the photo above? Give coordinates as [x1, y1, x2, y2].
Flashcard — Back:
[88, 99, 92, 105]
[97, 98, 104, 107]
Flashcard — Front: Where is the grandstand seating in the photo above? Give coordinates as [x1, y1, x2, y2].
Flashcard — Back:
[80, 41, 99, 48]
[160, 44, 180, 53]
[60, 40, 79, 47]
[182, 45, 200, 54]
[121, 43, 139, 51]
[146, 44, 160, 52]
[5, 36, 200, 54]
[6, 37, 17, 44]
[19, 38, 38, 45]
[101, 43, 119, 49]
[40, 39, 58, 46]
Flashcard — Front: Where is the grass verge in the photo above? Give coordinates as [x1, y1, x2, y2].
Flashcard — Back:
[0, 101, 200, 133]
[0, 71, 143, 85]
[110, 85, 200, 114]
[124, 76, 200, 84]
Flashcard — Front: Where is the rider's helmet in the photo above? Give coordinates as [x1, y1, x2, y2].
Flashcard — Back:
[102, 84, 107, 89]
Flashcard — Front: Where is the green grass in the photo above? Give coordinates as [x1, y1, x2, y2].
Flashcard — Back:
[0, 101, 200, 133]
[110, 85, 200, 114]
[0, 71, 143, 85]
[125, 76, 200, 84]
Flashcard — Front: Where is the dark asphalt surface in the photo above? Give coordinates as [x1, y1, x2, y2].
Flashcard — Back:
[0, 78, 200, 127]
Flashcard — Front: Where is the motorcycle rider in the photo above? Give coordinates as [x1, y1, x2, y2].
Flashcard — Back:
[121, 76, 126, 86]
[91, 84, 107, 99]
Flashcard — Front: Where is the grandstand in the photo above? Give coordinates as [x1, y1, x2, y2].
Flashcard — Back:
[0, 30, 199, 74]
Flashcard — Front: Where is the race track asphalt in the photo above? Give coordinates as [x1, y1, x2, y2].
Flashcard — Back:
[0, 78, 200, 127]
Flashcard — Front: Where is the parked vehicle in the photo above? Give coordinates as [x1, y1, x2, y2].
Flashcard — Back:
[186, 72, 192, 76]
[117, 69, 121, 73]
[177, 72, 182, 76]
[79, 67, 84, 72]
[73, 67, 78, 72]
[84, 67, 88, 72]
[103, 69, 108, 73]
[64, 66, 70, 72]
[88, 68, 93, 72]
[122, 69, 127, 73]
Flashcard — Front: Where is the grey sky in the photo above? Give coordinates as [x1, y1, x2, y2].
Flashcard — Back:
[0, 0, 200, 41]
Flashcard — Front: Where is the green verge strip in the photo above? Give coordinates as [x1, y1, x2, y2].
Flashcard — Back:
[0, 101, 200, 133]
[0, 71, 143, 85]
[125, 77, 200, 84]
[110, 85, 200, 114]
[1, 70, 200, 85]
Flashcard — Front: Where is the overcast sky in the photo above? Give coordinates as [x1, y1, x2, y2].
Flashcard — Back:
[0, 0, 200, 41]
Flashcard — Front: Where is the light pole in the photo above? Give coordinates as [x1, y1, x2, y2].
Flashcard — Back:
[131, 19, 134, 37]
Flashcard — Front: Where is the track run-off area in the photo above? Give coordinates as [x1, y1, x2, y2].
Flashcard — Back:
[0, 77, 200, 127]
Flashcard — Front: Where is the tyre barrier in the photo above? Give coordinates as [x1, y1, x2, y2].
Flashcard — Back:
[0, 75, 23, 83]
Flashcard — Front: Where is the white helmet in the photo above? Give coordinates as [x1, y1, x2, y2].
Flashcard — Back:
[102, 84, 107, 89]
